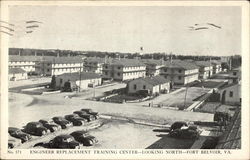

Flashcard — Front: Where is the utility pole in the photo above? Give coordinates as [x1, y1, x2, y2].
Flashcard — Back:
[183, 86, 189, 109]
[79, 63, 82, 92]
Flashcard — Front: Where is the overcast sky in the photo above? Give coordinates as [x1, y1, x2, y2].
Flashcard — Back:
[9, 6, 241, 56]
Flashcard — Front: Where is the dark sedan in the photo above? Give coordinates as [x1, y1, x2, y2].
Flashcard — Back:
[48, 135, 82, 149]
[81, 108, 99, 119]
[170, 121, 188, 131]
[39, 119, 62, 132]
[70, 130, 98, 146]
[52, 116, 73, 129]
[8, 127, 32, 143]
[22, 122, 50, 136]
[73, 111, 96, 122]
[64, 114, 87, 126]
[169, 127, 200, 139]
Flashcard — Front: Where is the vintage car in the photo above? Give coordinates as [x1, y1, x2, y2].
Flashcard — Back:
[39, 119, 62, 132]
[73, 111, 96, 122]
[52, 116, 73, 129]
[48, 135, 82, 149]
[8, 135, 22, 148]
[70, 130, 98, 146]
[64, 114, 87, 126]
[169, 126, 200, 139]
[22, 122, 50, 136]
[81, 108, 99, 119]
[170, 121, 188, 131]
[8, 127, 32, 143]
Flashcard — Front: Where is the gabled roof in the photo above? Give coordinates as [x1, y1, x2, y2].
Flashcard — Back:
[162, 61, 199, 70]
[56, 72, 101, 81]
[194, 61, 212, 67]
[131, 75, 170, 86]
[211, 60, 222, 65]
[9, 68, 26, 74]
[219, 82, 240, 90]
[106, 58, 146, 67]
[141, 59, 165, 66]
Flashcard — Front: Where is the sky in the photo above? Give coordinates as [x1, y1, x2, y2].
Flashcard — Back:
[8, 6, 241, 56]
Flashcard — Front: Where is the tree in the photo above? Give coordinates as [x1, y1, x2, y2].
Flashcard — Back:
[50, 75, 56, 89]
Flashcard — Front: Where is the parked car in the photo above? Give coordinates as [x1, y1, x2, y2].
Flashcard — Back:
[64, 114, 87, 126]
[70, 130, 98, 146]
[39, 119, 62, 132]
[8, 135, 22, 149]
[52, 116, 73, 129]
[81, 108, 99, 119]
[170, 121, 188, 131]
[169, 127, 200, 139]
[8, 127, 32, 143]
[48, 135, 82, 149]
[73, 111, 95, 122]
[22, 122, 50, 136]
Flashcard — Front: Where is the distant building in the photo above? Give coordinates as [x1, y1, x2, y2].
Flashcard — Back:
[35, 57, 84, 76]
[84, 57, 107, 74]
[8, 68, 28, 81]
[141, 59, 165, 77]
[211, 60, 222, 74]
[230, 67, 241, 78]
[160, 61, 199, 85]
[102, 59, 146, 81]
[55, 72, 102, 91]
[127, 75, 170, 95]
[9, 56, 41, 73]
[194, 61, 213, 79]
[219, 82, 241, 105]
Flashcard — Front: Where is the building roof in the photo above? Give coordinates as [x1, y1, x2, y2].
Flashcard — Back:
[211, 60, 222, 65]
[141, 59, 165, 66]
[106, 58, 146, 67]
[84, 57, 107, 63]
[56, 72, 101, 81]
[219, 82, 240, 90]
[9, 68, 26, 74]
[194, 61, 212, 67]
[162, 60, 199, 70]
[131, 75, 170, 86]
[216, 107, 241, 149]
[9, 55, 85, 64]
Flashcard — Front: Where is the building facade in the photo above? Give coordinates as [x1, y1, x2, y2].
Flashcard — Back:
[160, 61, 199, 85]
[9, 56, 41, 73]
[211, 61, 222, 74]
[142, 59, 165, 77]
[127, 76, 170, 95]
[35, 57, 84, 76]
[102, 59, 146, 81]
[194, 61, 213, 79]
[219, 82, 241, 105]
[83, 57, 107, 74]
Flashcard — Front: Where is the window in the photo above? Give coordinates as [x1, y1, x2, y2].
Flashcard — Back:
[118, 66, 121, 70]
[178, 76, 182, 80]
[133, 84, 137, 90]
[164, 69, 167, 72]
[143, 85, 146, 89]
[233, 72, 237, 76]
[117, 73, 120, 76]
[178, 69, 182, 73]
[105, 66, 108, 69]
[229, 91, 233, 97]
[105, 72, 108, 75]
[47, 69, 50, 72]
[60, 79, 63, 83]
[47, 63, 50, 66]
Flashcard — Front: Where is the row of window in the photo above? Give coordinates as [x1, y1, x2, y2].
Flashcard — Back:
[133, 84, 146, 90]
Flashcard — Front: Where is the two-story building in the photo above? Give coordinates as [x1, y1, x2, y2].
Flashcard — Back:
[35, 57, 85, 76]
[84, 57, 108, 74]
[160, 61, 199, 85]
[141, 59, 165, 77]
[102, 59, 146, 81]
[8, 68, 28, 81]
[127, 75, 170, 95]
[194, 61, 213, 79]
[9, 56, 41, 73]
[211, 60, 222, 74]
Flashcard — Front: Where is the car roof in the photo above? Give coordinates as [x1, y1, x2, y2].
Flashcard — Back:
[53, 116, 64, 119]
[65, 114, 77, 117]
[27, 122, 41, 125]
[71, 130, 88, 134]
[8, 127, 20, 131]
[56, 134, 74, 139]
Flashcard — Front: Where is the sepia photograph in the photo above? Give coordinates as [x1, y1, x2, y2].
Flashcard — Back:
[0, 1, 249, 159]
